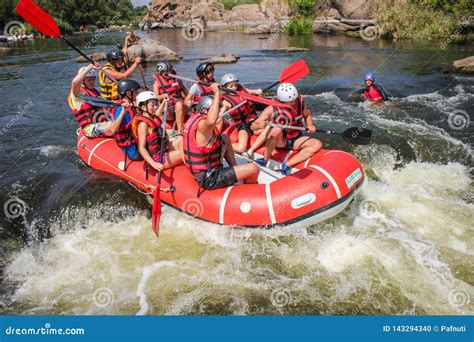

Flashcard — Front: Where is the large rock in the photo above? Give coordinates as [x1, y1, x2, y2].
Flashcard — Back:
[126, 38, 181, 62]
[259, 0, 289, 19]
[317, 0, 388, 19]
[453, 56, 474, 74]
[231, 4, 266, 21]
[76, 52, 107, 63]
[244, 23, 280, 35]
[201, 53, 240, 64]
[313, 17, 359, 33]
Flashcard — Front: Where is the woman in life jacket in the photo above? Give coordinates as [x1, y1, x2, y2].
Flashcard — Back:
[182, 83, 259, 190]
[250, 83, 322, 176]
[99, 49, 142, 100]
[153, 61, 189, 135]
[184, 62, 216, 107]
[219, 73, 264, 154]
[69, 64, 125, 138]
[112, 79, 142, 160]
[363, 72, 389, 103]
[132, 91, 183, 172]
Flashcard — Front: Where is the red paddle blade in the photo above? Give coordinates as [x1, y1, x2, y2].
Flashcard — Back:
[16, 0, 61, 38]
[279, 60, 310, 84]
[237, 91, 290, 108]
[151, 187, 161, 237]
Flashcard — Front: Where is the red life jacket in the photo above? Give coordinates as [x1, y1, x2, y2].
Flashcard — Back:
[221, 86, 256, 124]
[112, 100, 136, 148]
[69, 85, 101, 128]
[273, 95, 305, 140]
[132, 115, 169, 161]
[183, 112, 222, 174]
[363, 85, 383, 102]
[153, 73, 185, 104]
[192, 77, 215, 102]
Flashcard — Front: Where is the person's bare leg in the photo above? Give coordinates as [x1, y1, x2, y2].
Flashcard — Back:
[234, 163, 259, 184]
[286, 137, 322, 168]
[222, 134, 237, 167]
[232, 130, 250, 153]
[264, 127, 284, 161]
[163, 139, 184, 169]
[174, 101, 185, 134]
[249, 126, 270, 154]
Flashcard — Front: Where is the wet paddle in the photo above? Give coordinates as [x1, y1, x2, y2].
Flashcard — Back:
[15, 0, 117, 84]
[262, 60, 310, 93]
[269, 123, 372, 145]
[151, 101, 169, 236]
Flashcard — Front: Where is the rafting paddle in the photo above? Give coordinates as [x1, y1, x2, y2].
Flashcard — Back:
[262, 60, 310, 93]
[151, 101, 169, 236]
[15, 0, 117, 83]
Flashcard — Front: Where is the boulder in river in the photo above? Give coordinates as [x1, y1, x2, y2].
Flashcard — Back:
[200, 54, 240, 64]
[272, 47, 310, 52]
[126, 38, 181, 62]
[453, 56, 474, 74]
[76, 52, 107, 63]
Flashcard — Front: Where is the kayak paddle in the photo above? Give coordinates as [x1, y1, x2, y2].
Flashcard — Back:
[15, 0, 117, 84]
[262, 60, 310, 92]
[151, 101, 169, 236]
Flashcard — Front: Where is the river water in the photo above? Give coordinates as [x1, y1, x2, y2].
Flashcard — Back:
[0, 30, 472, 315]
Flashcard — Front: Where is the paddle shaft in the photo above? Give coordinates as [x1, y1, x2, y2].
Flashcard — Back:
[269, 123, 354, 136]
[157, 101, 169, 184]
[138, 64, 149, 90]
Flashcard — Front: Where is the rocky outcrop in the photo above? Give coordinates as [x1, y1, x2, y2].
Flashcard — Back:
[313, 7, 377, 34]
[200, 53, 240, 64]
[141, 0, 289, 33]
[453, 56, 474, 74]
[126, 38, 181, 62]
[316, 0, 388, 19]
[272, 47, 310, 52]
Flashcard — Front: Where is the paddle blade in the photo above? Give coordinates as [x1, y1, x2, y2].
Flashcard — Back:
[279, 60, 310, 84]
[151, 187, 161, 237]
[236, 91, 290, 108]
[342, 127, 372, 145]
[16, 0, 61, 38]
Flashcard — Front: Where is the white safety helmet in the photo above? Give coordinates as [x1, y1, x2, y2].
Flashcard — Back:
[78, 67, 97, 78]
[221, 73, 238, 86]
[136, 91, 158, 107]
[276, 83, 298, 102]
[197, 96, 214, 112]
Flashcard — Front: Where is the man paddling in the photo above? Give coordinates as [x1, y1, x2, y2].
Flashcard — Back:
[363, 72, 389, 103]
[99, 49, 142, 100]
[153, 61, 188, 134]
[69, 63, 127, 138]
[183, 83, 259, 190]
[250, 83, 322, 175]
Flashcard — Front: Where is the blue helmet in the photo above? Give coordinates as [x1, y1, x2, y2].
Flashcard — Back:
[365, 72, 375, 81]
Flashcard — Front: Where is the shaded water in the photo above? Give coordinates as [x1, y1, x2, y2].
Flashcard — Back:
[0, 30, 472, 315]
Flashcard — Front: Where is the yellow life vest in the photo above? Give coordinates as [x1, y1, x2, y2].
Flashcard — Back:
[99, 63, 119, 100]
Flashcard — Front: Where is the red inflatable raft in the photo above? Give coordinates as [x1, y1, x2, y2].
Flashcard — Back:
[77, 124, 364, 228]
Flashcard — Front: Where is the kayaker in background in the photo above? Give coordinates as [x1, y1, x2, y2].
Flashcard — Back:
[69, 63, 127, 138]
[219, 73, 263, 153]
[112, 79, 143, 161]
[184, 62, 216, 106]
[251, 83, 322, 176]
[99, 49, 142, 100]
[153, 61, 188, 134]
[133, 92, 183, 171]
[183, 84, 259, 190]
[363, 72, 389, 103]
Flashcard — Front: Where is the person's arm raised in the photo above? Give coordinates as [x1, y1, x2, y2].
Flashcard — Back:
[201, 83, 221, 131]
[105, 57, 142, 80]
[71, 63, 98, 96]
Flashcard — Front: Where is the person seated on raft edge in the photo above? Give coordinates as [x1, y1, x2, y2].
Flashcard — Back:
[250, 83, 323, 176]
[132, 91, 183, 172]
[219, 73, 264, 154]
[99, 49, 142, 101]
[153, 61, 189, 135]
[183, 83, 259, 190]
[69, 63, 127, 138]
[363, 72, 389, 103]
[112, 79, 143, 161]
[184, 62, 216, 108]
